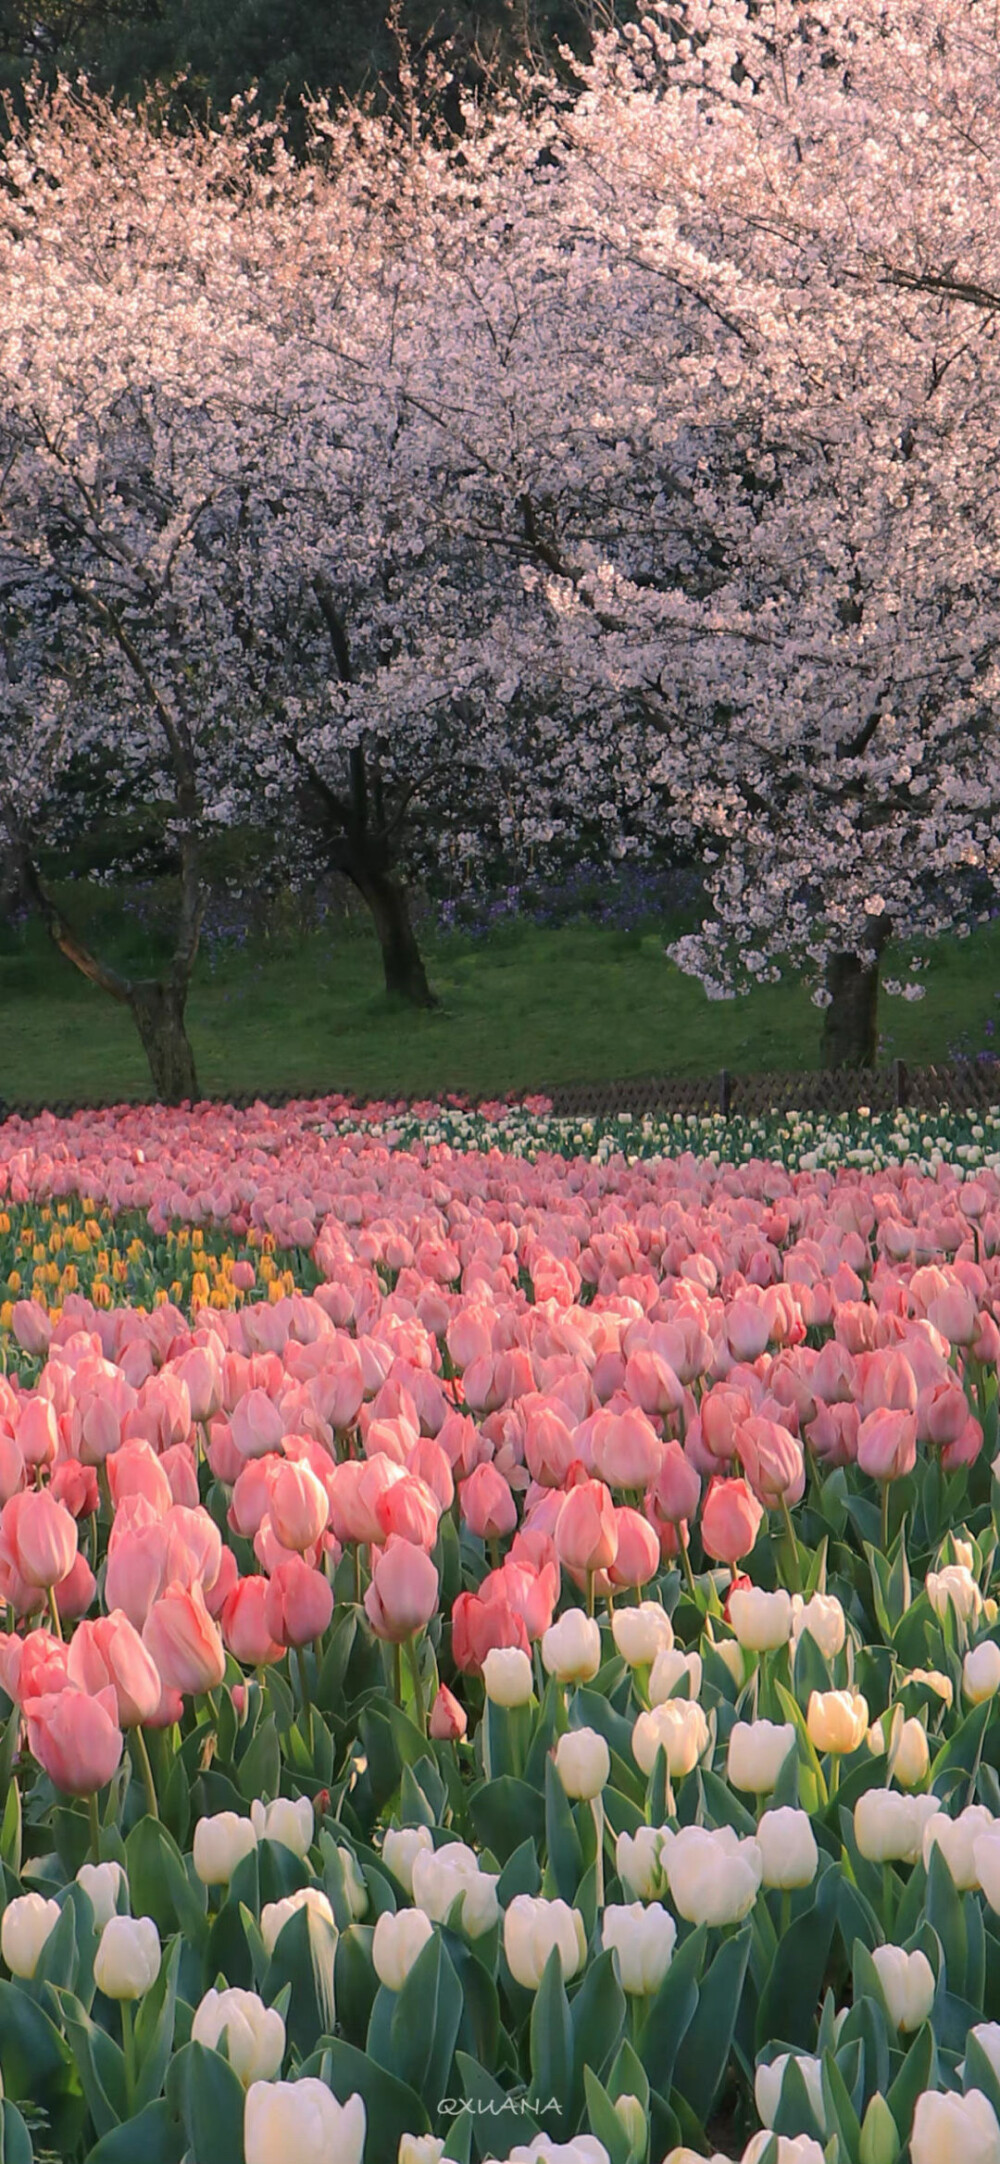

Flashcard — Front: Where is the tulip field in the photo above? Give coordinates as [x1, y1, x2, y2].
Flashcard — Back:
[4, 1099, 1000, 2164]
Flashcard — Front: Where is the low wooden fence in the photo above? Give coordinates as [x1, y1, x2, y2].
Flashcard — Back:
[0, 1058, 998, 1126]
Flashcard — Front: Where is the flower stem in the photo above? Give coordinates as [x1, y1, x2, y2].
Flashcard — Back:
[881, 1480, 891, 1555]
[778, 1494, 801, 1592]
[120, 2000, 136, 2107]
[295, 1645, 314, 1752]
[131, 1725, 159, 1820]
[393, 1641, 403, 1709]
[46, 1587, 63, 1642]
[679, 1530, 699, 1602]
[586, 1570, 595, 1620]
[405, 1635, 426, 1737]
[592, 1796, 605, 1910]
[87, 1789, 101, 1865]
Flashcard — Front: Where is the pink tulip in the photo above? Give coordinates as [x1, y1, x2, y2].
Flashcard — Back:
[856, 1407, 917, 1482]
[917, 1377, 970, 1448]
[700, 1477, 764, 1564]
[608, 1506, 660, 1587]
[700, 1385, 754, 1462]
[460, 1463, 517, 1541]
[0, 1431, 25, 1506]
[647, 1438, 701, 1523]
[927, 1285, 978, 1345]
[52, 1552, 97, 1622]
[429, 1684, 467, 1740]
[554, 1479, 619, 1574]
[107, 1441, 173, 1516]
[478, 1556, 559, 1639]
[364, 1536, 439, 1644]
[941, 1417, 983, 1472]
[523, 1406, 577, 1488]
[735, 1416, 805, 1507]
[810, 1340, 858, 1405]
[726, 1298, 771, 1361]
[229, 1389, 285, 1461]
[269, 1461, 330, 1553]
[11, 1302, 52, 1356]
[159, 1444, 200, 1508]
[625, 1349, 685, 1417]
[328, 1455, 404, 1546]
[221, 1577, 284, 1666]
[0, 1489, 78, 1589]
[23, 1685, 123, 1795]
[68, 1612, 163, 1727]
[142, 1581, 227, 1694]
[409, 1435, 455, 1512]
[374, 1472, 441, 1551]
[204, 1543, 240, 1617]
[805, 1401, 859, 1468]
[49, 1460, 99, 1520]
[264, 1555, 334, 1647]
[0, 1627, 70, 1703]
[171, 1346, 222, 1423]
[451, 1589, 529, 1675]
[16, 1399, 59, 1469]
[591, 1408, 662, 1490]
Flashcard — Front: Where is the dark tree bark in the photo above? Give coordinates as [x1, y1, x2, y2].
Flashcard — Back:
[127, 978, 199, 1101]
[821, 919, 891, 1069]
[341, 846, 436, 1006]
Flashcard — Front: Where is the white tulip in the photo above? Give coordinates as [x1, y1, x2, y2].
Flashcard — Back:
[601, 1901, 676, 1994]
[806, 1689, 868, 1755]
[661, 1825, 762, 1927]
[964, 1641, 1000, 1705]
[192, 1987, 285, 2086]
[251, 1796, 314, 1859]
[923, 1805, 994, 1890]
[742, 2137, 826, 2164]
[755, 2053, 825, 2131]
[336, 1847, 368, 1920]
[411, 1843, 499, 1938]
[911, 2088, 1000, 2164]
[503, 1894, 587, 1989]
[968, 2025, 1000, 2085]
[926, 1564, 983, 1625]
[482, 1646, 534, 1707]
[541, 1612, 602, 1683]
[193, 1810, 258, 1886]
[974, 1830, 1000, 1916]
[892, 1717, 929, 1789]
[727, 1720, 795, 1795]
[260, 1887, 336, 1959]
[854, 1790, 937, 1866]
[398, 2138, 446, 2164]
[371, 1907, 434, 1991]
[76, 1862, 127, 1933]
[612, 1601, 674, 1667]
[382, 1825, 434, 1896]
[244, 2079, 365, 2164]
[615, 1826, 668, 1901]
[728, 1587, 793, 1652]
[871, 1944, 935, 2032]
[755, 1808, 818, 1890]
[1, 1893, 60, 1979]
[93, 1915, 160, 2001]
[632, 1699, 709, 1778]
[648, 1647, 703, 1705]
[791, 1592, 846, 1661]
[554, 1728, 610, 1801]
[709, 1635, 747, 1688]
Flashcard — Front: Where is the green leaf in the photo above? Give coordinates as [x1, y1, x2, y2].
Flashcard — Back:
[0, 1979, 86, 2155]
[469, 1776, 544, 1865]
[236, 1714, 280, 1805]
[61, 2000, 126, 2139]
[582, 2067, 633, 2164]
[497, 1837, 542, 1906]
[820, 2047, 861, 2164]
[886, 2020, 936, 2144]
[544, 1755, 585, 1906]
[530, 1944, 574, 2124]
[924, 1841, 967, 1999]
[0, 2100, 34, 2164]
[333, 1925, 378, 2049]
[262, 1901, 338, 2059]
[570, 1947, 626, 2122]
[638, 1923, 706, 2092]
[455, 2050, 539, 2158]
[125, 1819, 208, 1948]
[672, 1924, 751, 2125]
[1, 1779, 21, 1877]
[312, 2037, 430, 2154]
[180, 2041, 246, 2164]
[755, 1870, 838, 2053]
[85, 2099, 185, 2164]
[133, 1937, 182, 2113]
[389, 1929, 464, 2110]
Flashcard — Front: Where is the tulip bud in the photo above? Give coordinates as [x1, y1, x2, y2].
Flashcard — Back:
[244, 2080, 366, 2164]
[871, 1943, 935, 2032]
[756, 1807, 818, 1890]
[859, 2093, 899, 2164]
[755, 2053, 825, 2132]
[372, 1907, 434, 1991]
[1, 1892, 60, 1978]
[727, 1719, 795, 1795]
[382, 1825, 434, 1896]
[926, 1564, 983, 1625]
[648, 1647, 702, 1705]
[336, 1847, 368, 1920]
[192, 1987, 286, 2086]
[411, 1843, 500, 1939]
[632, 1698, 708, 1778]
[791, 1591, 846, 1661]
[614, 2093, 647, 2155]
[251, 1795, 314, 1858]
[76, 1861, 127, 1932]
[616, 1826, 669, 1901]
[554, 1726, 611, 1801]
[922, 1804, 993, 1891]
[892, 1717, 929, 1789]
[398, 2139, 445, 2164]
[193, 1810, 258, 1886]
[482, 1646, 534, 1708]
[612, 1601, 674, 1667]
[94, 1915, 161, 2000]
[601, 1901, 676, 1994]
[855, 1790, 937, 1866]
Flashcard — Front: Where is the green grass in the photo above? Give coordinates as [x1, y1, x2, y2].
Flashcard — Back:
[2, 897, 999, 1105]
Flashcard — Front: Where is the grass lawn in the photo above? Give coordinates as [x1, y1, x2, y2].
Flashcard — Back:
[2, 898, 999, 1105]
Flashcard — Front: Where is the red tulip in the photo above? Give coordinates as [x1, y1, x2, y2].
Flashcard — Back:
[451, 1589, 530, 1675]
[429, 1684, 467, 1740]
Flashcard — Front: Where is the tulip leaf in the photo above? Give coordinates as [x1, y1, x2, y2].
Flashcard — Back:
[638, 1923, 706, 2091]
[470, 1776, 544, 1865]
[544, 1756, 584, 1906]
[497, 1837, 542, 1906]
[315, 1609, 357, 1710]
[582, 2067, 633, 2164]
[84, 2099, 186, 2164]
[755, 1872, 838, 2053]
[177, 2040, 245, 2164]
[530, 1943, 574, 2125]
[263, 1903, 338, 2059]
[378, 1928, 464, 2109]
[672, 1922, 751, 2124]
[125, 1819, 208, 1948]
[886, 2019, 936, 2143]
[928, 1696, 992, 1796]
[924, 1842, 967, 1999]
[60, 1999, 126, 2138]
[316, 2035, 431, 2152]
[441, 1928, 501, 2069]
[236, 1714, 280, 1805]
[570, 1946, 625, 2119]
[455, 2050, 540, 2156]
[0, 1780, 21, 1878]
[820, 2046, 861, 2163]
[0, 1978, 86, 2155]
[0, 2100, 35, 2164]
[133, 1936, 183, 2114]
[32, 1896, 79, 1998]
[697, 1768, 758, 1839]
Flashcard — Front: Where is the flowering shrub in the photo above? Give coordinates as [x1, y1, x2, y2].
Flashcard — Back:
[0, 1098, 999, 2161]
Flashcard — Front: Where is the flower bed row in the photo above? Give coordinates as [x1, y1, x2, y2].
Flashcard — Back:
[0, 1101, 997, 2161]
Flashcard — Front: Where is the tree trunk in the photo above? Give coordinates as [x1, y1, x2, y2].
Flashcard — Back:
[346, 856, 437, 1008]
[127, 980, 200, 1103]
[821, 951, 881, 1068]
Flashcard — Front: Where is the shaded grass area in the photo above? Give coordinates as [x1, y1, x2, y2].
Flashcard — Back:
[2, 895, 999, 1105]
